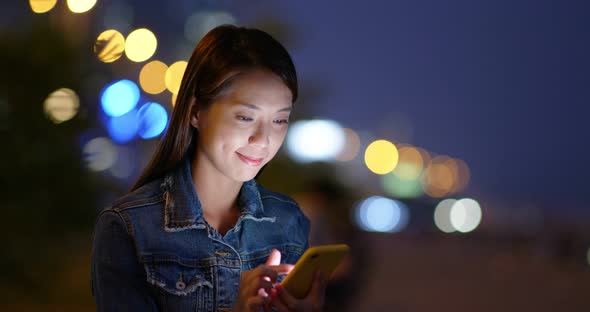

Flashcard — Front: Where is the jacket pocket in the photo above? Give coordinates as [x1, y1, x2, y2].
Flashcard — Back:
[142, 254, 214, 311]
[143, 254, 213, 295]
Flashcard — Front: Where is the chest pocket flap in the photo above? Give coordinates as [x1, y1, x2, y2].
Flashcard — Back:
[142, 254, 213, 296]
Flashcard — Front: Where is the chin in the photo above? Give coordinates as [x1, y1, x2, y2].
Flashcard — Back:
[232, 169, 260, 182]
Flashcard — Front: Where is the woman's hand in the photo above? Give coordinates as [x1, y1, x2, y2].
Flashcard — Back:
[270, 270, 327, 312]
[233, 249, 293, 312]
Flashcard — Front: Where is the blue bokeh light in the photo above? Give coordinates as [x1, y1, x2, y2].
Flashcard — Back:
[101, 79, 140, 117]
[137, 102, 168, 139]
[107, 109, 139, 143]
[355, 196, 409, 233]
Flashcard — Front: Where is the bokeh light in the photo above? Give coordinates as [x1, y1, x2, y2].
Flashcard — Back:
[67, 0, 97, 13]
[452, 158, 471, 193]
[43, 88, 80, 124]
[165, 61, 188, 94]
[382, 172, 423, 199]
[450, 198, 482, 233]
[355, 196, 409, 233]
[434, 198, 457, 233]
[285, 119, 346, 163]
[94, 29, 125, 63]
[139, 60, 168, 94]
[125, 28, 158, 62]
[100, 79, 140, 117]
[422, 156, 455, 198]
[106, 109, 139, 143]
[171, 92, 178, 107]
[137, 102, 168, 139]
[393, 145, 425, 180]
[184, 11, 236, 42]
[364, 140, 399, 175]
[83, 137, 117, 172]
[29, 0, 57, 13]
[335, 128, 361, 161]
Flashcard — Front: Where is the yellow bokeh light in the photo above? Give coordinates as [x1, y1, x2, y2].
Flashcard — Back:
[171, 92, 178, 107]
[125, 28, 158, 62]
[139, 60, 168, 94]
[335, 128, 361, 161]
[393, 145, 425, 180]
[67, 0, 97, 13]
[364, 140, 399, 175]
[44, 88, 80, 124]
[422, 156, 455, 198]
[165, 61, 188, 94]
[29, 0, 57, 13]
[94, 29, 125, 63]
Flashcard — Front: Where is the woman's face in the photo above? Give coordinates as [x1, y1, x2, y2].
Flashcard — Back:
[192, 69, 293, 182]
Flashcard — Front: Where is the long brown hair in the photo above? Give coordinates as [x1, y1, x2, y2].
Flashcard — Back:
[131, 25, 298, 191]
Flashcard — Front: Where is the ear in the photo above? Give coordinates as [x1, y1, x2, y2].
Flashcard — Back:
[189, 96, 200, 129]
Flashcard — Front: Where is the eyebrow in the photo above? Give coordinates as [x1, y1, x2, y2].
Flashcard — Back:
[238, 103, 292, 113]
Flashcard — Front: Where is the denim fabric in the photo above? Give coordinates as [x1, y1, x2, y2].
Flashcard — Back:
[91, 158, 310, 311]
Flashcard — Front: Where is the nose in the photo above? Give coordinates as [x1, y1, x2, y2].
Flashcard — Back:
[248, 122, 270, 148]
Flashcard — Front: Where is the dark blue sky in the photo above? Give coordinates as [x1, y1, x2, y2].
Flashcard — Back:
[272, 0, 590, 211]
[6, 0, 589, 213]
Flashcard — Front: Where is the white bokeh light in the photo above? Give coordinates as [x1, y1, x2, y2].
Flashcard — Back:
[434, 198, 457, 233]
[286, 119, 346, 163]
[355, 196, 409, 233]
[450, 198, 482, 233]
[83, 137, 117, 172]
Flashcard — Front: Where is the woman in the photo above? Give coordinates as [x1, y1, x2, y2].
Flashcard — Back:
[91, 25, 326, 311]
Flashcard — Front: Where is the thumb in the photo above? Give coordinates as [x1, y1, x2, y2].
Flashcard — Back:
[265, 249, 281, 266]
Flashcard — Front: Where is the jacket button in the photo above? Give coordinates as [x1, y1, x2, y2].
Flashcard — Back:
[176, 281, 186, 290]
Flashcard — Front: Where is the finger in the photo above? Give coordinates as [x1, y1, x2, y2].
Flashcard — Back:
[246, 293, 271, 310]
[256, 264, 294, 282]
[258, 287, 270, 298]
[310, 270, 326, 295]
[267, 264, 294, 274]
[309, 271, 326, 309]
[254, 279, 274, 295]
[275, 283, 298, 310]
[265, 248, 281, 266]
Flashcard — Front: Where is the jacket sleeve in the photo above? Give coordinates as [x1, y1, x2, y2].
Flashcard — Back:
[91, 210, 159, 312]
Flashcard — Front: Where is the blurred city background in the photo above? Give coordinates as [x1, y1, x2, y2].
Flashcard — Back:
[1, 0, 589, 311]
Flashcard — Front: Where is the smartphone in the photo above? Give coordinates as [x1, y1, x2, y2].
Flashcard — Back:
[280, 244, 350, 299]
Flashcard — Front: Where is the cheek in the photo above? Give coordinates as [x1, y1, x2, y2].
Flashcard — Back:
[218, 126, 249, 152]
[269, 129, 288, 152]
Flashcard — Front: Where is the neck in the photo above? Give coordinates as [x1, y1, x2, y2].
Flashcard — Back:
[190, 148, 242, 217]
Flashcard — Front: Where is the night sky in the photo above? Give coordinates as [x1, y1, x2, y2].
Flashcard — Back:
[5, 0, 590, 215]
[275, 0, 590, 216]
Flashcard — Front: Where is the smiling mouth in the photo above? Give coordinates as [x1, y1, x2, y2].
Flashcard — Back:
[236, 152, 264, 166]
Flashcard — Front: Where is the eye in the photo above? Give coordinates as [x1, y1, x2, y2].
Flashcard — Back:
[236, 115, 253, 122]
[273, 119, 289, 125]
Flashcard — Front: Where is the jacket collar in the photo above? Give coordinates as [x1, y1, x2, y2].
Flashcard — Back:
[160, 157, 264, 232]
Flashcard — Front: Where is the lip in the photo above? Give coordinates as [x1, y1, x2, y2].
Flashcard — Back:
[236, 152, 264, 166]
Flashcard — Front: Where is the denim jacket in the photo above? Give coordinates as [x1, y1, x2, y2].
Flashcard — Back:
[91, 158, 310, 311]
